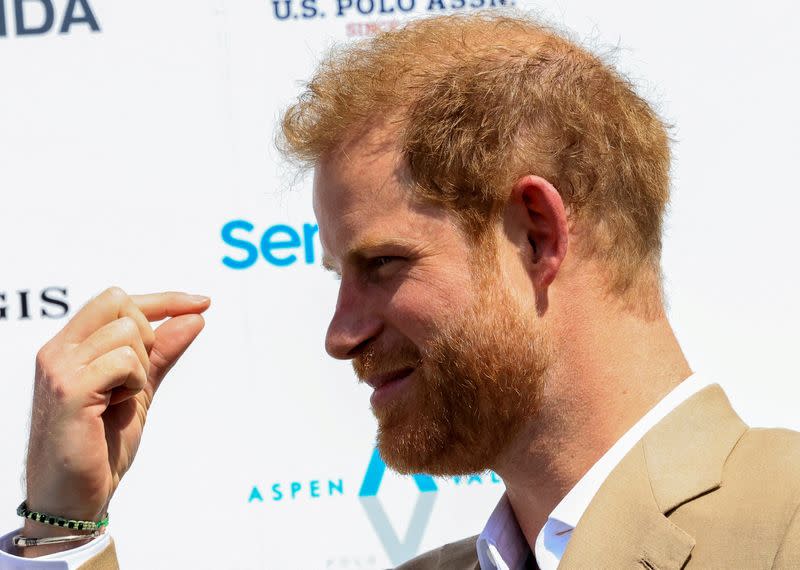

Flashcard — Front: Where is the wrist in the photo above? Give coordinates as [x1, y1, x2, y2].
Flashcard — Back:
[25, 477, 109, 522]
[25, 500, 105, 525]
[19, 520, 99, 558]
[21, 518, 98, 538]
[26, 479, 108, 524]
[15, 500, 108, 558]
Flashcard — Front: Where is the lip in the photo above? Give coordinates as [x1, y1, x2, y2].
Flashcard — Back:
[367, 367, 415, 408]
[364, 367, 414, 389]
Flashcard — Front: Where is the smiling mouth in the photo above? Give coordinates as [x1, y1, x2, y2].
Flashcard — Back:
[364, 367, 415, 389]
[366, 367, 416, 407]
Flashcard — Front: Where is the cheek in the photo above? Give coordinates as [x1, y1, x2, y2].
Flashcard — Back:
[384, 275, 475, 343]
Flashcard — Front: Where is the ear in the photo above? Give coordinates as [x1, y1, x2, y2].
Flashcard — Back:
[509, 175, 568, 288]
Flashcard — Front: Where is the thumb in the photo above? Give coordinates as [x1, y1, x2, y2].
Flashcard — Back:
[147, 313, 206, 393]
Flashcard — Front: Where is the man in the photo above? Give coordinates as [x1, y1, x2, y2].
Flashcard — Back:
[2, 12, 799, 570]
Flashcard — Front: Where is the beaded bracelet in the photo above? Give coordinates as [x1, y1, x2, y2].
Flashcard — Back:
[16, 501, 109, 532]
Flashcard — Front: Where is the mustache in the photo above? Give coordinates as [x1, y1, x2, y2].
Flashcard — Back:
[353, 344, 422, 382]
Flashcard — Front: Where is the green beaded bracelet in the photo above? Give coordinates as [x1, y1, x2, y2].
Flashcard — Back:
[16, 501, 109, 532]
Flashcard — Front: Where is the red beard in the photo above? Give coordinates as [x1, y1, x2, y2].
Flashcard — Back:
[354, 277, 552, 476]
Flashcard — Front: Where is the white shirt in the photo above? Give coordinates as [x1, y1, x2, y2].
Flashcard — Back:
[476, 373, 712, 570]
[0, 374, 710, 570]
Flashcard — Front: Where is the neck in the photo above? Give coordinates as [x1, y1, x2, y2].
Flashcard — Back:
[491, 303, 692, 548]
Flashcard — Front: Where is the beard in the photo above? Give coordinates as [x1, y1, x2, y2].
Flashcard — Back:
[353, 272, 553, 477]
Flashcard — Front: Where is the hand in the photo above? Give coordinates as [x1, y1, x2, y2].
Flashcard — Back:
[22, 287, 210, 553]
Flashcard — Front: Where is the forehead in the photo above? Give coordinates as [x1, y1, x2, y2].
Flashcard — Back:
[312, 125, 459, 264]
[313, 125, 403, 226]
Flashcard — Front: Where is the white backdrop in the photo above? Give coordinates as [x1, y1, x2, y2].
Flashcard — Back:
[1, 1, 798, 568]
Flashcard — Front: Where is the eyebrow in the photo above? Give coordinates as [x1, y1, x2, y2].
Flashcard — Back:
[321, 237, 419, 274]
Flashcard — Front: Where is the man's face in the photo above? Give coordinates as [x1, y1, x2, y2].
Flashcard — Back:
[314, 127, 552, 476]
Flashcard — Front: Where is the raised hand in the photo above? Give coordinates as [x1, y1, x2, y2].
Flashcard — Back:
[22, 287, 210, 555]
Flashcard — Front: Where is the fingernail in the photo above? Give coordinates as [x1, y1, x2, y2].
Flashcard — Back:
[188, 295, 210, 303]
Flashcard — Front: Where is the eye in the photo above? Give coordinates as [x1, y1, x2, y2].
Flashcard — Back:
[365, 256, 405, 280]
[370, 256, 398, 269]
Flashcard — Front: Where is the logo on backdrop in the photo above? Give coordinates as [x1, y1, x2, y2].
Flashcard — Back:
[269, 0, 513, 21]
[268, 0, 513, 36]
[0, 0, 100, 37]
[221, 219, 320, 269]
[248, 447, 502, 565]
[358, 447, 438, 565]
[0, 287, 69, 321]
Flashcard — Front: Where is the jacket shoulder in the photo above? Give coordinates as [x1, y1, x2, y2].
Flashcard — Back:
[731, 426, 800, 487]
[717, 426, 800, 523]
[722, 426, 800, 500]
[733, 428, 800, 568]
[394, 535, 479, 570]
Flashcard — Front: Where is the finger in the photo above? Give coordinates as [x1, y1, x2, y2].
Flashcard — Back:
[119, 296, 155, 353]
[74, 317, 149, 373]
[60, 287, 134, 344]
[145, 314, 206, 399]
[80, 345, 148, 402]
[130, 293, 210, 323]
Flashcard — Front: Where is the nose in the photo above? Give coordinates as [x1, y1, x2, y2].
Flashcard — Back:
[325, 281, 382, 360]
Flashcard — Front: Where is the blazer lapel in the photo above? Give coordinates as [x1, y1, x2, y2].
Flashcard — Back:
[558, 384, 747, 569]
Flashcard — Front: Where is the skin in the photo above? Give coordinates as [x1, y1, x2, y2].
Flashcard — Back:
[316, 123, 692, 546]
[21, 121, 690, 558]
[22, 288, 210, 557]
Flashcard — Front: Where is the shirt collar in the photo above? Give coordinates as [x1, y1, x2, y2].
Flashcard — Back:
[477, 373, 712, 570]
[476, 495, 529, 570]
[547, 373, 711, 529]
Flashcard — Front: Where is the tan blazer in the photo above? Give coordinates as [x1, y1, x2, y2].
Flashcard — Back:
[399, 384, 800, 569]
[81, 384, 800, 569]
